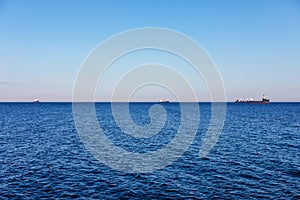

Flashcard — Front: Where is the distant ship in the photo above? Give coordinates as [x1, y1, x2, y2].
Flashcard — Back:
[235, 95, 270, 104]
[159, 99, 170, 103]
[33, 99, 40, 103]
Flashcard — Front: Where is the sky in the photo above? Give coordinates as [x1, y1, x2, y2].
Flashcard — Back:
[0, 0, 300, 102]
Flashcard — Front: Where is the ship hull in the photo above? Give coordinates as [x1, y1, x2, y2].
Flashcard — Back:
[235, 95, 270, 104]
[235, 101, 270, 104]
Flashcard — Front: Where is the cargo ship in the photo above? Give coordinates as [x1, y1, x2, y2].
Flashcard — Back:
[235, 95, 270, 104]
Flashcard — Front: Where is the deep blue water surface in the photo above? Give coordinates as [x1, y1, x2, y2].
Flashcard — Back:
[0, 103, 299, 199]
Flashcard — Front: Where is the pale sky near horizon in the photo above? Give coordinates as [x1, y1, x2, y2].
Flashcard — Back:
[1, 0, 300, 102]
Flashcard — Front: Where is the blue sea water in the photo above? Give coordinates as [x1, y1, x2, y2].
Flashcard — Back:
[0, 102, 299, 199]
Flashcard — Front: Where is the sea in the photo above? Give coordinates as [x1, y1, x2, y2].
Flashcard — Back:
[0, 102, 299, 199]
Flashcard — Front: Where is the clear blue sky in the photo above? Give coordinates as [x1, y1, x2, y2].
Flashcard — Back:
[1, 0, 300, 102]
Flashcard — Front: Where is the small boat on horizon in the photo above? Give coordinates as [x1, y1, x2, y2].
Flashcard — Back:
[159, 99, 170, 103]
[235, 95, 270, 104]
[33, 99, 40, 103]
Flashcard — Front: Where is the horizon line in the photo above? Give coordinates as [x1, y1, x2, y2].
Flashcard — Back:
[0, 101, 300, 103]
